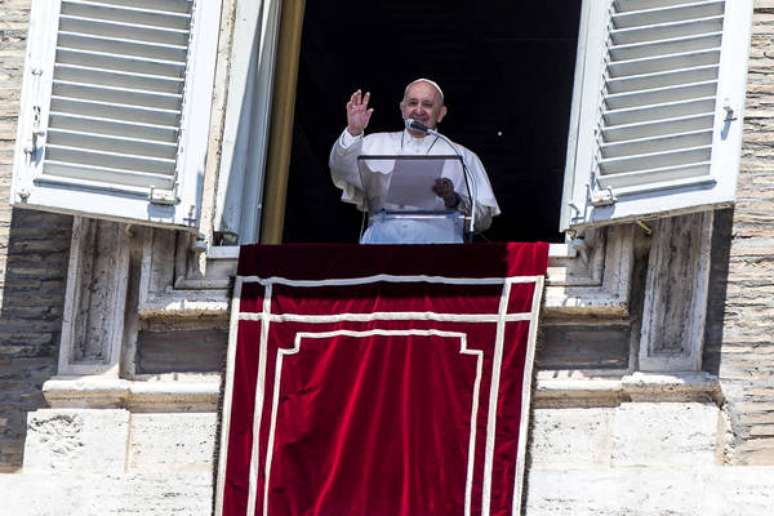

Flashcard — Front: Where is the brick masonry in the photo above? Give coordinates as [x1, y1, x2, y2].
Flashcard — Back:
[703, 1, 774, 465]
[0, 0, 71, 471]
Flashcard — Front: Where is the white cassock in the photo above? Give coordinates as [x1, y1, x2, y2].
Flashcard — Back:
[329, 128, 500, 244]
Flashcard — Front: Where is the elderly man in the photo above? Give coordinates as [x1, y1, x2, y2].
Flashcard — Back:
[329, 78, 500, 243]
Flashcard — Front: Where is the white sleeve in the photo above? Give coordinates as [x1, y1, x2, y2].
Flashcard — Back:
[456, 150, 500, 232]
[329, 129, 367, 210]
[457, 194, 494, 232]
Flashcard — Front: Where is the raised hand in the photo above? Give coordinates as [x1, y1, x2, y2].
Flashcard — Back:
[346, 89, 374, 136]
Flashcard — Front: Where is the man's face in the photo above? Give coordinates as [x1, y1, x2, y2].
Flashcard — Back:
[400, 82, 447, 130]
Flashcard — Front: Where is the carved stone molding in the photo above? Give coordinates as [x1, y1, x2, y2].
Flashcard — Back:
[42, 371, 719, 411]
[137, 225, 636, 320]
[137, 229, 232, 318]
[58, 217, 130, 376]
[534, 371, 720, 408]
[544, 225, 635, 318]
[43, 375, 220, 412]
[639, 211, 713, 372]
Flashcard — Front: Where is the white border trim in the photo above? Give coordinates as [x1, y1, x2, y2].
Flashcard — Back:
[240, 274, 543, 287]
[214, 277, 243, 516]
[262, 329, 483, 516]
[207, 243, 575, 260]
[245, 282, 273, 516]
[512, 275, 544, 515]
[481, 280, 512, 516]
[239, 312, 534, 323]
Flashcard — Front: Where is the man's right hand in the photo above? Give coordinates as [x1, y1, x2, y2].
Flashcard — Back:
[346, 89, 373, 136]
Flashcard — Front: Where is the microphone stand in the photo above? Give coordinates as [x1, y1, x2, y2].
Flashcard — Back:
[427, 130, 476, 237]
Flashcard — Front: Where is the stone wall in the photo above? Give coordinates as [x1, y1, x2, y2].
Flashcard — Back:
[705, 0, 774, 465]
[4, 409, 216, 515]
[0, 0, 71, 471]
[5, 401, 774, 515]
[525, 403, 774, 514]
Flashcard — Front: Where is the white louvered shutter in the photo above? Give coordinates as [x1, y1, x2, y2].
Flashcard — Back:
[561, 0, 752, 231]
[11, 0, 221, 230]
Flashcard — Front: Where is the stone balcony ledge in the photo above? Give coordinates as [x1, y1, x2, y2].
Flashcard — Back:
[535, 371, 721, 407]
[42, 371, 719, 412]
[43, 375, 221, 412]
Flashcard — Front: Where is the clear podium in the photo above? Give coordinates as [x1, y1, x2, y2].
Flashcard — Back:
[356, 155, 471, 244]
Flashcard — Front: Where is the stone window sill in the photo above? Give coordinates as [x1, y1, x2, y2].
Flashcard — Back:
[43, 371, 719, 411]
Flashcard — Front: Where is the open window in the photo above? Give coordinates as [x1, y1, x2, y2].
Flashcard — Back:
[216, 0, 752, 246]
[10, 1, 753, 243]
[217, 1, 584, 244]
[561, 0, 752, 231]
[11, 0, 221, 230]
[282, 2, 581, 244]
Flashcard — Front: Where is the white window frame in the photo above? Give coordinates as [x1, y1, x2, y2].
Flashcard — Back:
[214, 0, 281, 243]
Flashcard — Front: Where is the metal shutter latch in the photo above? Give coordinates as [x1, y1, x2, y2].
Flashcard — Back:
[149, 185, 180, 206]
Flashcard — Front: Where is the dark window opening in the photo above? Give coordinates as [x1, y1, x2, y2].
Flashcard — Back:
[283, 1, 581, 243]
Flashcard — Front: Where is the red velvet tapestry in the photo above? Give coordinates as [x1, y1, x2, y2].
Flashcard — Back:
[215, 243, 549, 516]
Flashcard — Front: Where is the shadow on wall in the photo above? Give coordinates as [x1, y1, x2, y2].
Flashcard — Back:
[0, 208, 71, 472]
[703, 208, 733, 377]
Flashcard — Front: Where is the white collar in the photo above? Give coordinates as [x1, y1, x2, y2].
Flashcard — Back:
[402, 129, 431, 145]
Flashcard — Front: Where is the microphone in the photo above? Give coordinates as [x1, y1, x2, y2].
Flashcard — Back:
[404, 118, 433, 134]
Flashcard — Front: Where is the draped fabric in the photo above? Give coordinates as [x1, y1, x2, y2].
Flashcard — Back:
[216, 243, 548, 516]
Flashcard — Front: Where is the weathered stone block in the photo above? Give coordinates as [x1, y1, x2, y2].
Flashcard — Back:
[23, 409, 129, 472]
[529, 407, 613, 468]
[526, 466, 774, 515]
[1, 471, 213, 516]
[611, 402, 718, 467]
[128, 413, 216, 472]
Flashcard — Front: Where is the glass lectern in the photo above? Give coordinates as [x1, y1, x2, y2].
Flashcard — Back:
[356, 155, 471, 244]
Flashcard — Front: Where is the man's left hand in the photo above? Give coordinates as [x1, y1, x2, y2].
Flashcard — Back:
[432, 178, 460, 209]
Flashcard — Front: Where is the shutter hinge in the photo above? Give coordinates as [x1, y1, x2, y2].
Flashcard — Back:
[723, 99, 738, 123]
[23, 105, 45, 161]
[590, 186, 617, 207]
[148, 186, 180, 205]
[16, 189, 30, 203]
[590, 175, 617, 207]
[183, 205, 198, 227]
[24, 67, 45, 162]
